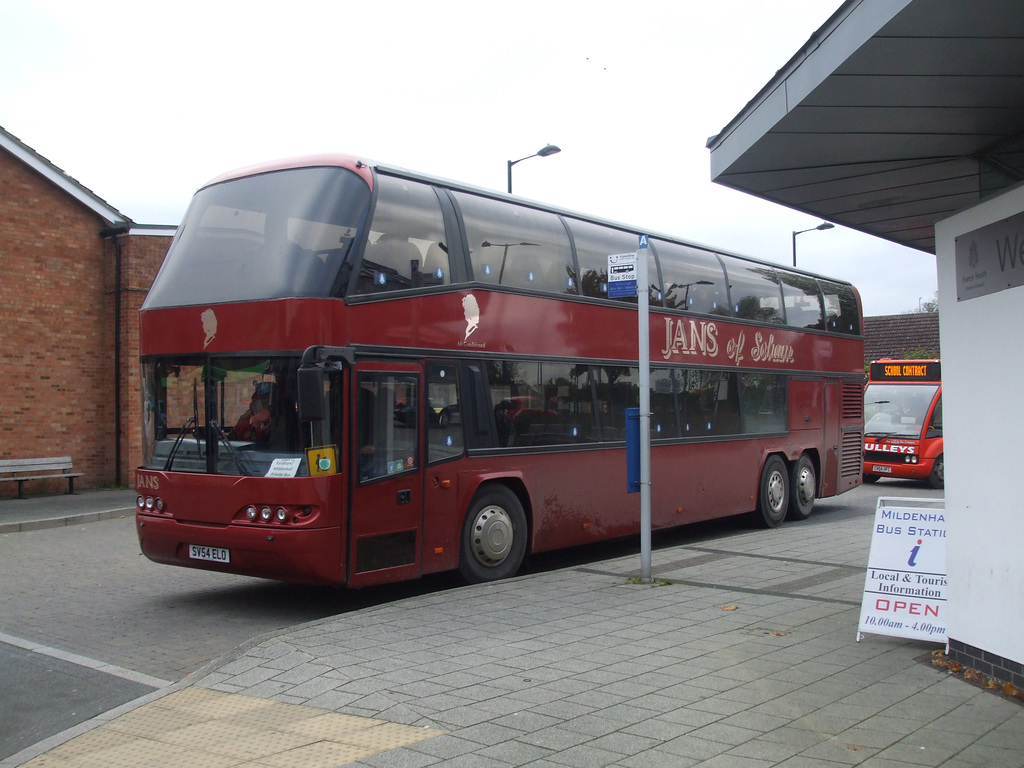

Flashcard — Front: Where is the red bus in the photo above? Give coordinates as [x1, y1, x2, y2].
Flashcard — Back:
[863, 359, 943, 488]
[135, 154, 865, 586]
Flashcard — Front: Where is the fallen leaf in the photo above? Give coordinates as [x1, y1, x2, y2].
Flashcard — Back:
[722, 604, 739, 611]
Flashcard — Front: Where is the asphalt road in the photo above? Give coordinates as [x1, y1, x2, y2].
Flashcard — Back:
[0, 479, 942, 761]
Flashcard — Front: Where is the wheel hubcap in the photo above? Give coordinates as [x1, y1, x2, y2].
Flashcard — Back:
[797, 467, 815, 506]
[767, 471, 786, 512]
[471, 505, 513, 566]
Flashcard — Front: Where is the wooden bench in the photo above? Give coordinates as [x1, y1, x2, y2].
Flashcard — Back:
[0, 457, 83, 498]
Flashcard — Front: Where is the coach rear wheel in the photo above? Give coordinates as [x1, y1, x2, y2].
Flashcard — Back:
[787, 454, 816, 521]
[459, 485, 528, 583]
[757, 455, 789, 528]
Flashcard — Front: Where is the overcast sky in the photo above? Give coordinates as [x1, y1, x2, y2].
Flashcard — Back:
[0, 0, 938, 316]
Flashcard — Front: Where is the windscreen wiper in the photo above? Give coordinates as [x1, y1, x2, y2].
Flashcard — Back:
[164, 416, 196, 471]
[164, 378, 204, 472]
[209, 420, 253, 476]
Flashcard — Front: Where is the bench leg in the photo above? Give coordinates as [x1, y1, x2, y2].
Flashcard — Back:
[67, 477, 76, 495]
[17, 479, 25, 499]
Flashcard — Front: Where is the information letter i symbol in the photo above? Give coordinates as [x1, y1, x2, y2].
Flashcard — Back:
[908, 539, 923, 567]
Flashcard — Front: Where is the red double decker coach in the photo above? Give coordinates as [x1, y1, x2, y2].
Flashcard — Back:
[863, 359, 943, 488]
[135, 154, 865, 586]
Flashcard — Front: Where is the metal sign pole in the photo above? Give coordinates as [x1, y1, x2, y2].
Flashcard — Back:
[637, 236, 652, 582]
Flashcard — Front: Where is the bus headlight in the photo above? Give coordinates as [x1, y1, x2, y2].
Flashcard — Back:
[276, 507, 287, 522]
[261, 506, 272, 521]
[246, 506, 257, 520]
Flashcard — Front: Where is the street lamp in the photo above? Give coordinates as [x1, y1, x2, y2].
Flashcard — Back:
[507, 144, 561, 194]
[481, 240, 538, 284]
[791, 222, 834, 267]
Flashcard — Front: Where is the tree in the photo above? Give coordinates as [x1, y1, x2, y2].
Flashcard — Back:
[906, 291, 938, 314]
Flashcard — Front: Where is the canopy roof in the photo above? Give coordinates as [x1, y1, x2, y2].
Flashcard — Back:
[708, 0, 1024, 254]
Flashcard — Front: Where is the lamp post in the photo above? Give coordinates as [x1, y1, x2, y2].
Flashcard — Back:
[678, 279, 713, 309]
[507, 144, 561, 194]
[791, 222, 834, 267]
[481, 240, 538, 284]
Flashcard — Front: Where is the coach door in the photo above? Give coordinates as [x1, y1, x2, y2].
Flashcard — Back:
[348, 362, 424, 586]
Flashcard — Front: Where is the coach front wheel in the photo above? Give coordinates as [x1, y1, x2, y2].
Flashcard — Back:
[757, 455, 789, 528]
[928, 454, 944, 489]
[459, 485, 528, 583]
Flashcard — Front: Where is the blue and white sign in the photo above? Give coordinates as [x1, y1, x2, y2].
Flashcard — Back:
[607, 252, 638, 298]
[857, 497, 947, 643]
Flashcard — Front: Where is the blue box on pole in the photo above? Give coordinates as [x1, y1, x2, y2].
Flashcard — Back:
[626, 407, 640, 493]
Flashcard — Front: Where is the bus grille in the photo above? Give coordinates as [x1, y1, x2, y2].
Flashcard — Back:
[842, 430, 864, 479]
[842, 382, 864, 420]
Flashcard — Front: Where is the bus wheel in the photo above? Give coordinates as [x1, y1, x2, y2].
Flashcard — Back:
[787, 454, 816, 520]
[757, 456, 789, 528]
[928, 454, 944, 489]
[459, 485, 528, 583]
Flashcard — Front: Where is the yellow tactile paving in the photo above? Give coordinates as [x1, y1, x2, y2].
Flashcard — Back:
[21, 688, 445, 768]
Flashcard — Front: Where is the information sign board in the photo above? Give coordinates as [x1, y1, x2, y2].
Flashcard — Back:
[857, 497, 947, 643]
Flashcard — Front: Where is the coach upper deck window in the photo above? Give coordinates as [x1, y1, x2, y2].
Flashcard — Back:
[454, 192, 574, 296]
[353, 176, 451, 295]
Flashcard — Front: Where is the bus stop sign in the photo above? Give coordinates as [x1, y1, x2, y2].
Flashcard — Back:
[608, 252, 638, 298]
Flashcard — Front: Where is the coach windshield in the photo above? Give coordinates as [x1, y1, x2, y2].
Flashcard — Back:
[141, 355, 341, 477]
[144, 167, 371, 308]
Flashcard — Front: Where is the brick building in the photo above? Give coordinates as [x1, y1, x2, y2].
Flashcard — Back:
[0, 126, 174, 497]
[862, 311, 940, 367]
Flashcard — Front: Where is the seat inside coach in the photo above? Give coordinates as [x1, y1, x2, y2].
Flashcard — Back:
[358, 233, 423, 293]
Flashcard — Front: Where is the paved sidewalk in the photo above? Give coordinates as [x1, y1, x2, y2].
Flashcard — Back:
[5, 491, 1023, 767]
[0, 488, 137, 534]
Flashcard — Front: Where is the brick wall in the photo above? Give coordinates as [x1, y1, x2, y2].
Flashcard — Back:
[0, 148, 171, 497]
[117, 233, 173, 487]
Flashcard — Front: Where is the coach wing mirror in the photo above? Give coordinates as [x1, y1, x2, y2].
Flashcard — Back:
[297, 367, 325, 421]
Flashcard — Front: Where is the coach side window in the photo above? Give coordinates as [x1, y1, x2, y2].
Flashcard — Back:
[354, 176, 451, 295]
[679, 370, 741, 436]
[720, 256, 784, 324]
[655, 241, 730, 316]
[738, 373, 788, 434]
[569, 220, 654, 304]
[819, 280, 861, 335]
[779, 272, 825, 330]
[427, 362, 464, 463]
[454, 192, 575, 295]
[591, 366, 639, 440]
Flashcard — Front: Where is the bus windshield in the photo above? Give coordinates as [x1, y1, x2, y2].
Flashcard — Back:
[143, 167, 371, 308]
[864, 383, 938, 438]
[141, 355, 340, 477]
